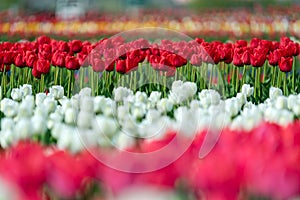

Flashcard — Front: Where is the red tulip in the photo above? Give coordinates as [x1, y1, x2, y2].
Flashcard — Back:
[14, 52, 26, 67]
[35, 58, 50, 74]
[91, 58, 105, 72]
[250, 52, 266, 67]
[57, 41, 70, 53]
[190, 54, 202, 66]
[25, 51, 37, 68]
[268, 50, 282, 66]
[278, 57, 293, 72]
[241, 48, 251, 65]
[65, 56, 80, 70]
[52, 51, 66, 67]
[70, 40, 83, 53]
[37, 35, 51, 45]
[116, 59, 126, 74]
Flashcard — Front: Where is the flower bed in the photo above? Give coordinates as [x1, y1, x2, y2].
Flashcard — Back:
[1, 34, 300, 199]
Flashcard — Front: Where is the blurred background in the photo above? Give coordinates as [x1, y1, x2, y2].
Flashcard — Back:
[0, 0, 296, 13]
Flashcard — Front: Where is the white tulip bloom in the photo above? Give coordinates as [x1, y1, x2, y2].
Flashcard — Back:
[93, 116, 118, 137]
[1, 98, 18, 118]
[135, 91, 148, 103]
[35, 93, 46, 106]
[199, 89, 221, 107]
[43, 97, 57, 114]
[269, 87, 282, 100]
[15, 118, 32, 139]
[1, 118, 14, 131]
[77, 111, 93, 129]
[32, 115, 47, 135]
[292, 104, 300, 116]
[0, 130, 15, 148]
[157, 98, 173, 113]
[113, 87, 133, 102]
[49, 85, 64, 100]
[275, 96, 287, 110]
[64, 108, 77, 125]
[80, 96, 94, 112]
[117, 105, 129, 121]
[287, 95, 298, 110]
[94, 96, 106, 113]
[11, 88, 22, 101]
[145, 109, 161, 123]
[79, 87, 92, 97]
[149, 91, 161, 103]
[20, 84, 32, 97]
[278, 110, 294, 126]
[112, 131, 136, 150]
[241, 84, 254, 97]
[225, 98, 240, 117]
[131, 103, 146, 119]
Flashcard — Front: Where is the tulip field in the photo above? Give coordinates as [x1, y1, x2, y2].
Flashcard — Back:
[1, 5, 300, 200]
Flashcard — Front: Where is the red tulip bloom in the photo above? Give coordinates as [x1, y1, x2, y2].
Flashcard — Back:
[14, 52, 26, 67]
[57, 41, 70, 53]
[116, 59, 126, 74]
[268, 50, 282, 66]
[52, 51, 66, 67]
[70, 40, 83, 53]
[279, 57, 293, 72]
[65, 56, 80, 70]
[25, 51, 37, 68]
[241, 48, 251, 65]
[36, 35, 51, 45]
[3, 51, 13, 65]
[91, 58, 105, 72]
[250, 52, 266, 67]
[190, 54, 202, 66]
[35, 58, 50, 74]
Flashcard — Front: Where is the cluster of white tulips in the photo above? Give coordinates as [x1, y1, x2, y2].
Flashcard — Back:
[1, 80, 300, 152]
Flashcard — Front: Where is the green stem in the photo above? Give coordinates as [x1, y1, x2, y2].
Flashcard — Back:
[67, 70, 73, 98]
[283, 72, 287, 96]
[292, 57, 296, 92]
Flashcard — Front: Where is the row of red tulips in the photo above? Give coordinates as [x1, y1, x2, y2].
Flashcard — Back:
[0, 35, 299, 99]
[0, 36, 298, 74]
[1, 121, 300, 200]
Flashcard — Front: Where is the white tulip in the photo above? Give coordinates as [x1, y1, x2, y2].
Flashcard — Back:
[131, 103, 146, 119]
[64, 108, 77, 125]
[35, 93, 46, 106]
[278, 110, 294, 126]
[15, 118, 32, 139]
[77, 111, 93, 129]
[275, 96, 287, 110]
[241, 84, 254, 97]
[113, 87, 133, 102]
[1, 118, 14, 131]
[11, 88, 22, 101]
[94, 96, 106, 113]
[292, 104, 300, 116]
[269, 87, 282, 100]
[149, 91, 161, 103]
[157, 98, 173, 113]
[20, 84, 32, 97]
[93, 116, 118, 137]
[43, 97, 57, 114]
[135, 91, 148, 103]
[1, 98, 18, 118]
[80, 96, 94, 112]
[32, 115, 47, 135]
[49, 85, 64, 100]
[79, 87, 91, 97]
[287, 95, 298, 110]
[112, 131, 136, 150]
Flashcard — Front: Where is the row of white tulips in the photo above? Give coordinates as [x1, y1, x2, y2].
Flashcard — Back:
[1, 81, 300, 152]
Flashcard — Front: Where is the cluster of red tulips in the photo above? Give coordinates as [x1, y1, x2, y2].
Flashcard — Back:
[0, 35, 299, 99]
[1, 121, 300, 200]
